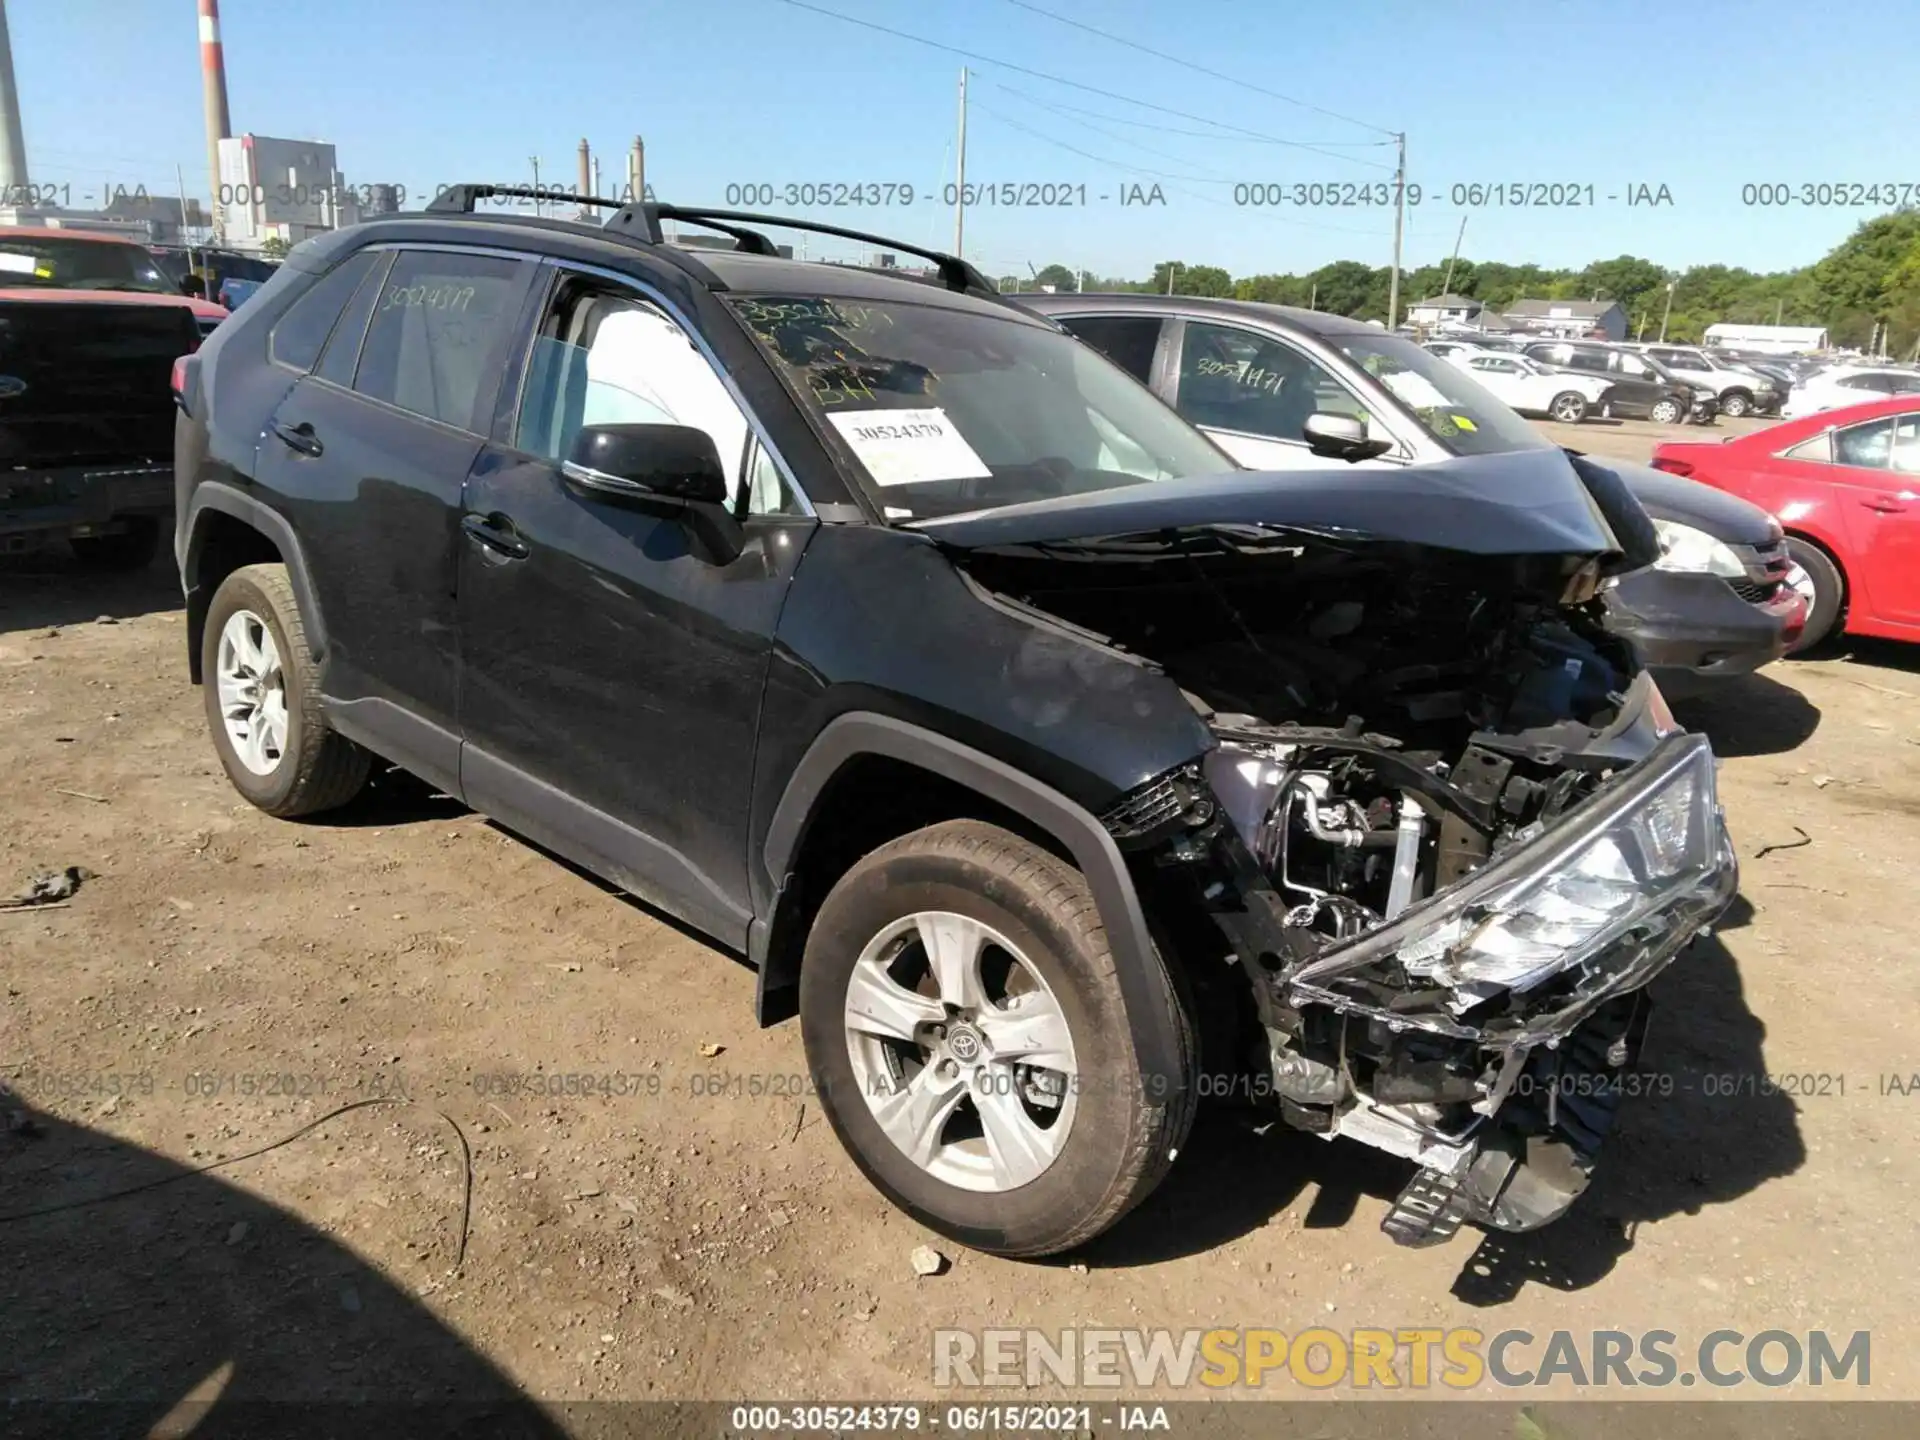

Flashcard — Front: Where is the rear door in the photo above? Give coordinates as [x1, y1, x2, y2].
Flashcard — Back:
[1804, 412, 1920, 627]
[253, 246, 534, 789]
[1167, 319, 1403, 469]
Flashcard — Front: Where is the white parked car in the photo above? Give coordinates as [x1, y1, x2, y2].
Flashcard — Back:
[1780, 365, 1920, 419]
[1422, 339, 1486, 361]
[1445, 350, 1614, 424]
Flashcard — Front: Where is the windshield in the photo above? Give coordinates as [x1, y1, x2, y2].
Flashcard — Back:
[0, 236, 175, 294]
[726, 294, 1233, 520]
[1329, 334, 1551, 457]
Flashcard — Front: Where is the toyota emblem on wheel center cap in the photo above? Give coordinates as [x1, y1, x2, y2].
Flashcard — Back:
[946, 1023, 984, 1063]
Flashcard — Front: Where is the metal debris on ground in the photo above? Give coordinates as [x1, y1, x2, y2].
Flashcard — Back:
[1, 866, 93, 910]
[1753, 826, 1812, 860]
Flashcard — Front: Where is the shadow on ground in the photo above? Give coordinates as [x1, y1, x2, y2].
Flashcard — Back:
[1083, 895, 1803, 1305]
[0, 548, 183, 631]
[0, 1098, 567, 1439]
[1668, 670, 1821, 758]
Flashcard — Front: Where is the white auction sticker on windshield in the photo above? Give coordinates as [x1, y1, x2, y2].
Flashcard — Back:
[826, 407, 991, 487]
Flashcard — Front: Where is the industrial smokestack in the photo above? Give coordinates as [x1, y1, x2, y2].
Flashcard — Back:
[629, 135, 645, 205]
[577, 137, 591, 217]
[0, 0, 31, 196]
[199, 0, 233, 236]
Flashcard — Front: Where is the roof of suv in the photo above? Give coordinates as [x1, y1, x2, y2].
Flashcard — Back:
[1019, 290, 1386, 340]
[321, 205, 1036, 324]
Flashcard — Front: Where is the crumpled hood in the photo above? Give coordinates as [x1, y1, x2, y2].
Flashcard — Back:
[911, 448, 1623, 561]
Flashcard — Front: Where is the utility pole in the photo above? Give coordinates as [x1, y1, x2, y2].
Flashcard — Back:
[1385, 131, 1407, 330]
[1774, 297, 1784, 326]
[1308, 281, 1317, 311]
[1439, 213, 1467, 304]
[953, 67, 968, 255]
[1658, 280, 1675, 342]
[1166, 260, 1180, 295]
[530, 156, 543, 217]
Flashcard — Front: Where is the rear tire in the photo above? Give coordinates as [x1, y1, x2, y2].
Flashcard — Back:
[1549, 391, 1589, 424]
[1649, 398, 1683, 425]
[70, 517, 159, 572]
[202, 563, 371, 817]
[1783, 538, 1844, 654]
[799, 819, 1196, 1258]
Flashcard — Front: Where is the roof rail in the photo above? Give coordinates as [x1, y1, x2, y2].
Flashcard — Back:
[426, 184, 625, 216]
[613, 204, 997, 296]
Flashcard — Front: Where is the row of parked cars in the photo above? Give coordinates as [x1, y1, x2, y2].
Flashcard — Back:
[1423, 335, 1780, 424]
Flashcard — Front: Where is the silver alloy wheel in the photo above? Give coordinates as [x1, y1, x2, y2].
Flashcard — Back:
[215, 608, 289, 776]
[844, 911, 1079, 1192]
[1651, 399, 1682, 424]
[1551, 393, 1585, 423]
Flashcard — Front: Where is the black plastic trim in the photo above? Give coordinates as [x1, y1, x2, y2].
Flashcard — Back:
[180, 481, 328, 660]
[323, 696, 463, 801]
[757, 712, 1185, 1089]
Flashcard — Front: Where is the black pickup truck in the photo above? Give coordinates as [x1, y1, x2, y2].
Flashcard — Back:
[0, 290, 201, 569]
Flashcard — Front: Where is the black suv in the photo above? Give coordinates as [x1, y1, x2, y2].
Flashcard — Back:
[174, 193, 1736, 1257]
[1522, 341, 1715, 424]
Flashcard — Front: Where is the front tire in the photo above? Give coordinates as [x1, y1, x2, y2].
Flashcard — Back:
[1783, 538, 1844, 654]
[1720, 390, 1752, 418]
[1549, 391, 1589, 424]
[202, 563, 370, 817]
[799, 820, 1195, 1258]
[1649, 398, 1683, 425]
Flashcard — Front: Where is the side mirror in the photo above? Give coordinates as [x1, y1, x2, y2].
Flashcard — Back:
[1303, 411, 1394, 463]
[563, 422, 743, 563]
[565, 423, 729, 506]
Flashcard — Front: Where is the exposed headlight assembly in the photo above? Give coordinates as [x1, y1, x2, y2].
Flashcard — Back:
[1652, 518, 1747, 578]
[1288, 734, 1735, 1027]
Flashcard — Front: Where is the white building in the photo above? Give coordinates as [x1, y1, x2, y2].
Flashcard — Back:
[216, 134, 360, 246]
[1703, 323, 1829, 355]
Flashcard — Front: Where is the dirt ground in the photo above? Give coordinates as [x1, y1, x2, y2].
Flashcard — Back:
[5, 415, 1919, 1419]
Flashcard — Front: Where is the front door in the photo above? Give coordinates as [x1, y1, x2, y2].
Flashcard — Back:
[1817, 411, 1920, 627]
[456, 267, 817, 944]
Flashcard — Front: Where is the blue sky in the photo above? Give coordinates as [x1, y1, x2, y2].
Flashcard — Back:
[11, 0, 1916, 280]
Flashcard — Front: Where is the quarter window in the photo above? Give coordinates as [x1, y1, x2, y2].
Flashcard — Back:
[1177, 321, 1372, 443]
[352, 251, 524, 431]
[269, 251, 380, 372]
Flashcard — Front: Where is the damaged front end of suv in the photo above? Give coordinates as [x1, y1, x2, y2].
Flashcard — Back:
[920, 449, 1738, 1247]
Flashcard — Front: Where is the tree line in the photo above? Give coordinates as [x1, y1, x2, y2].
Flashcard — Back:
[1011, 210, 1920, 353]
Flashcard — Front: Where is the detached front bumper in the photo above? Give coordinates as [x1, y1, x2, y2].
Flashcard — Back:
[1605, 565, 1806, 687]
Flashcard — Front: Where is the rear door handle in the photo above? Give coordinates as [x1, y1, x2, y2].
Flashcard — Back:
[461, 512, 531, 561]
[271, 420, 323, 457]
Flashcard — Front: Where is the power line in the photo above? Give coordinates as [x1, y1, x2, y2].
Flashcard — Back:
[969, 99, 1393, 240]
[989, 89, 1390, 146]
[996, 0, 1399, 139]
[984, 91, 1239, 184]
[774, 0, 1392, 170]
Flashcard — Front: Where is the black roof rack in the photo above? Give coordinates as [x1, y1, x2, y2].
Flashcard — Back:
[422, 186, 997, 297]
[607, 203, 996, 297]
[426, 184, 625, 217]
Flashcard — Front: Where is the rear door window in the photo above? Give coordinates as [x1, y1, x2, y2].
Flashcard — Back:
[352, 250, 527, 432]
[1058, 315, 1163, 385]
[315, 251, 392, 387]
[269, 251, 381, 372]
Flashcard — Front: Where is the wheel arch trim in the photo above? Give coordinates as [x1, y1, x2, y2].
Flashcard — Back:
[757, 711, 1186, 1090]
[182, 482, 327, 665]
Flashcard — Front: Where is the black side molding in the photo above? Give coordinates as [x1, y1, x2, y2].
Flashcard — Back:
[180, 481, 329, 661]
[756, 712, 1187, 1092]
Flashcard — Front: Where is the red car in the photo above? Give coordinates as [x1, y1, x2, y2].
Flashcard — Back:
[1652, 394, 1920, 651]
